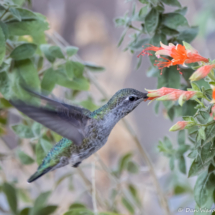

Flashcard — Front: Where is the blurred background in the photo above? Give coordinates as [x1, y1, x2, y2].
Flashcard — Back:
[1, 0, 215, 214]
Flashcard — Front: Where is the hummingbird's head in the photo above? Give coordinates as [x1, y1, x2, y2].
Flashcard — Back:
[107, 88, 148, 118]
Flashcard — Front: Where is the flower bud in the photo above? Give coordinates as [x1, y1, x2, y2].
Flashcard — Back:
[169, 121, 194, 131]
[189, 64, 215, 82]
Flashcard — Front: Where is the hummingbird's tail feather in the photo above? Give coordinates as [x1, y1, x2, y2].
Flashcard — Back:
[27, 166, 53, 183]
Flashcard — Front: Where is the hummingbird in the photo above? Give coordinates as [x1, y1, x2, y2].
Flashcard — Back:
[11, 88, 147, 182]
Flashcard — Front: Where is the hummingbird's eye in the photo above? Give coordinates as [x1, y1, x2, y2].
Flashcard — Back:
[129, 96, 135, 101]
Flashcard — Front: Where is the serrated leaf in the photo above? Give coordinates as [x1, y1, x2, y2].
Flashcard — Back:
[10, 43, 37, 60]
[145, 8, 159, 33]
[128, 184, 141, 205]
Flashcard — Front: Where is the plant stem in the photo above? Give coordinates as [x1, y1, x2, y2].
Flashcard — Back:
[92, 161, 98, 215]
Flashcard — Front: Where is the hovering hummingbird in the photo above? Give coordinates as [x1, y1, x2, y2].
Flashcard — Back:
[11, 88, 147, 182]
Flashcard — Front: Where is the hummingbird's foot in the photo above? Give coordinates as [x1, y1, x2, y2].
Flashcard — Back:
[73, 161, 82, 168]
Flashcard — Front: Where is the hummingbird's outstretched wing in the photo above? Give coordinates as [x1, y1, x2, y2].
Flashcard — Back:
[10, 89, 92, 146]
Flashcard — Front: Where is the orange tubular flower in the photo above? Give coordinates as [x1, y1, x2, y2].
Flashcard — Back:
[145, 87, 180, 101]
[211, 86, 215, 104]
[138, 42, 209, 72]
[169, 121, 194, 131]
[190, 64, 215, 82]
[145, 87, 197, 102]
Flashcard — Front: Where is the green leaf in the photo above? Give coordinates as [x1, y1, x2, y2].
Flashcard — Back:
[2, 183, 17, 215]
[149, 0, 159, 5]
[56, 73, 89, 91]
[9, 7, 21, 21]
[157, 66, 180, 89]
[17, 149, 34, 165]
[0, 25, 6, 65]
[201, 141, 215, 163]
[0, 72, 10, 99]
[17, 188, 31, 203]
[84, 62, 105, 72]
[69, 61, 84, 78]
[161, 26, 179, 36]
[79, 97, 98, 111]
[169, 156, 174, 170]
[63, 209, 93, 215]
[40, 44, 55, 63]
[139, 0, 148, 3]
[150, 33, 167, 46]
[162, 13, 188, 30]
[196, 111, 210, 124]
[178, 156, 186, 174]
[194, 172, 212, 207]
[7, 16, 49, 36]
[69, 203, 86, 210]
[118, 153, 132, 174]
[14, 59, 40, 91]
[49, 46, 64, 59]
[145, 8, 159, 33]
[174, 7, 187, 16]
[178, 130, 185, 145]
[36, 141, 46, 165]
[163, 136, 172, 148]
[40, 138, 52, 154]
[128, 184, 141, 205]
[12, 124, 34, 138]
[41, 67, 56, 93]
[66, 46, 79, 56]
[127, 161, 139, 174]
[31, 191, 51, 215]
[208, 163, 215, 173]
[178, 26, 199, 43]
[118, 29, 127, 47]
[36, 205, 58, 215]
[188, 156, 206, 177]
[161, 0, 181, 7]
[129, 38, 150, 50]
[19, 207, 31, 215]
[10, 43, 37, 60]
[115, 18, 126, 27]
[121, 197, 134, 214]
[182, 100, 197, 116]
